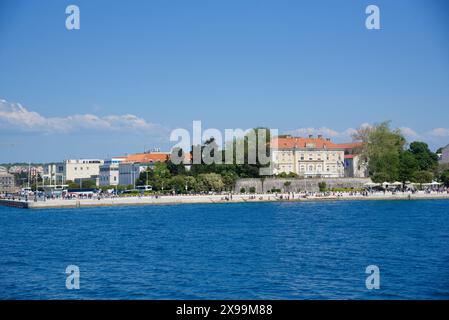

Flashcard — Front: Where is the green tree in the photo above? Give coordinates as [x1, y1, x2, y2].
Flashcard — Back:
[135, 162, 173, 191]
[137, 167, 154, 186]
[440, 170, 449, 187]
[166, 159, 186, 176]
[399, 150, 419, 183]
[409, 141, 439, 172]
[184, 176, 197, 192]
[224, 127, 272, 177]
[372, 172, 390, 183]
[413, 170, 434, 184]
[168, 175, 187, 194]
[354, 122, 406, 182]
[153, 162, 171, 179]
[318, 181, 327, 192]
[221, 171, 238, 191]
[197, 173, 224, 192]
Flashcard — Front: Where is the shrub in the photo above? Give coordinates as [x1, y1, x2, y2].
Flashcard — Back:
[318, 182, 327, 192]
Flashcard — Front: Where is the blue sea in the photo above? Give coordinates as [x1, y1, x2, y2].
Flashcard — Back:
[0, 200, 449, 299]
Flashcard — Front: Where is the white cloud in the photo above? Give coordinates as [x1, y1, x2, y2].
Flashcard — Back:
[0, 99, 164, 134]
[286, 127, 342, 138]
[285, 126, 365, 141]
[427, 128, 449, 137]
[359, 123, 373, 130]
[399, 127, 419, 138]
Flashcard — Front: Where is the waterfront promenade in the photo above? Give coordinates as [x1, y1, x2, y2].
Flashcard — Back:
[1, 191, 449, 209]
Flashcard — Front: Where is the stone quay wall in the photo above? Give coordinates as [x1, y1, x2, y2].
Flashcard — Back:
[234, 177, 372, 193]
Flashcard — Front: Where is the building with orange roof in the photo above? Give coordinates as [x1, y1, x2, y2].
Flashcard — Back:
[118, 152, 170, 187]
[270, 135, 366, 178]
[123, 152, 170, 164]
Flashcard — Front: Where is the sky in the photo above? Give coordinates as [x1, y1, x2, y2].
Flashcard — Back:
[0, 0, 449, 163]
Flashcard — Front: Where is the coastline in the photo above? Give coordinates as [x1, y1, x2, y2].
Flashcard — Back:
[1, 192, 449, 209]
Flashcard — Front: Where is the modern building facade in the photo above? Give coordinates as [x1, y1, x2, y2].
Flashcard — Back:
[270, 135, 364, 178]
[63, 159, 104, 186]
[99, 157, 126, 186]
[43, 163, 65, 185]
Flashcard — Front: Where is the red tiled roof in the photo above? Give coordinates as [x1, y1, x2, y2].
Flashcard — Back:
[334, 142, 363, 149]
[271, 137, 362, 150]
[123, 153, 169, 163]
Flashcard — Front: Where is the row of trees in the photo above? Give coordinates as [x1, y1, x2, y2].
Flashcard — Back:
[355, 122, 448, 185]
[133, 128, 272, 193]
[135, 162, 234, 193]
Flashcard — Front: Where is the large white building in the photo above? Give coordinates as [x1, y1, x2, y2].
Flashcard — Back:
[99, 157, 126, 186]
[63, 159, 104, 185]
[270, 135, 364, 178]
[43, 163, 65, 185]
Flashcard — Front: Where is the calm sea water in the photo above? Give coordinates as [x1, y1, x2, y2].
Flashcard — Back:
[0, 200, 449, 299]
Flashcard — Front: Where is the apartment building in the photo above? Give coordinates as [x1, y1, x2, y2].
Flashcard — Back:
[63, 159, 104, 185]
[0, 171, 15, 193]
[42, 163, 65, 185]
[99, 157, 126, 186]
